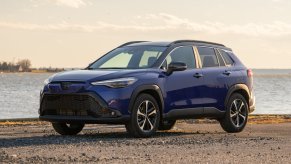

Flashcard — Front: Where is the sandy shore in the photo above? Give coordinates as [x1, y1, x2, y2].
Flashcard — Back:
[0, 115, 291, 163]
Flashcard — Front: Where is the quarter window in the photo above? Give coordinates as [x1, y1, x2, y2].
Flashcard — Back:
[215, 49, 226, 66]
[219, 50, 234, 66]
[197, 47, 219, 68]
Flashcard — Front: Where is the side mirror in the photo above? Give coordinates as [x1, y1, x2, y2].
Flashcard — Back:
[166, 62, 187, 75]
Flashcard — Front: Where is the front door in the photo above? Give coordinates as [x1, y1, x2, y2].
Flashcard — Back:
[163, 46, 204, 115]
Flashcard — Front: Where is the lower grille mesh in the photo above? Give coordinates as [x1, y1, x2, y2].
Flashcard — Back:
[41, 95, 103, 117]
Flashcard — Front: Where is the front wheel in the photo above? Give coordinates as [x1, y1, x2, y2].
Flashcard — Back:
[125, 94, 160, 138]
[52, 122, 84, 135]
[220, 93, 249, 133]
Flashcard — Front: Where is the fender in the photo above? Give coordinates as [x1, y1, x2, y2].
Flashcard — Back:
[128, 85, 164, 113]
[225, 84, 250, 106]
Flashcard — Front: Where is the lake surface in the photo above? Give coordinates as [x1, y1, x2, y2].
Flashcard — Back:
[0, 70, 291, 119]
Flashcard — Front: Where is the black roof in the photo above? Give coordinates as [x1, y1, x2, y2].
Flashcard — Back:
[122, 40, 231, 50]
[126, 41, 171, 47]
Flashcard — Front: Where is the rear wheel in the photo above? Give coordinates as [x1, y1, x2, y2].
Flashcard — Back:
[52, 122, 84, 135]
[125, 94, 160, 138]
[158, 120, 176, 130]
[220, 93, 248, 133]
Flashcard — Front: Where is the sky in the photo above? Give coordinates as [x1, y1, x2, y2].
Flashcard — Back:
[0, 0, 291, 68]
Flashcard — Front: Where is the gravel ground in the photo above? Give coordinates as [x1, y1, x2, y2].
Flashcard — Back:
[0, 120, 291, 163]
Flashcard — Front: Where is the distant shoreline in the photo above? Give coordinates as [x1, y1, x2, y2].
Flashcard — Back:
[0, 68, 80, 74]
[0, 71, 55, 74]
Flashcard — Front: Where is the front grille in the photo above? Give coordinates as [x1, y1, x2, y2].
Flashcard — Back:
[41, 94, 104, 117]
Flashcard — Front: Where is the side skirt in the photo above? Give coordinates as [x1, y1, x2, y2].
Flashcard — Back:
[163, 107, 225, 120]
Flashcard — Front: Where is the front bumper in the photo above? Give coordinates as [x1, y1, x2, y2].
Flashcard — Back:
[39, 115, 130, 124]
[39, 92, 130, 124]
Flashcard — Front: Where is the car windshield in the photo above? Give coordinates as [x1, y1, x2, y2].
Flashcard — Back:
[88, 46, 167, 69]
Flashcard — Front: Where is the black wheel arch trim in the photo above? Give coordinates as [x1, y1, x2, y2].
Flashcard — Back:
[225, 84, 250, 107]
[129, 85, 164, 113]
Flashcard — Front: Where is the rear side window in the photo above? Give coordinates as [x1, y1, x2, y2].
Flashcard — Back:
[197, 47, 219, 68]
[219, 50, 234, 66]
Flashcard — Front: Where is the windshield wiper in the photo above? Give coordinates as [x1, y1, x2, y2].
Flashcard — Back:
[86, 67, 142, 70]
[99, 67, 126, 69]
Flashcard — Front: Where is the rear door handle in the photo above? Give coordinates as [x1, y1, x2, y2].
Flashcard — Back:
[223, 71, 231, 76]
[193, 73, 203, 78]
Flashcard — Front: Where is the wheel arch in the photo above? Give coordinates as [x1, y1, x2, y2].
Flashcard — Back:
[225, 84, 250, 109]
[129, 85, 164, 115]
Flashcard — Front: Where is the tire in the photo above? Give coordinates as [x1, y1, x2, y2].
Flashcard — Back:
[158, 120, 176, 130]
[125, 94, 160, 138]
[220, 93, 249, 133]
[52, 122, 84, 135]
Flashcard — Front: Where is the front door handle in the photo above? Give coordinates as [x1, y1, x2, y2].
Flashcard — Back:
[223, 71, 232, 76]
[193, 73, 203, 78]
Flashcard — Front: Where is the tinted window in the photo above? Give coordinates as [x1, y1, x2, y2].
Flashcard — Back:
[197, 47, 219, 68]
[215, 49, 226, 66]
[164, 46, 196, 69]
[219, 50, 234, 65]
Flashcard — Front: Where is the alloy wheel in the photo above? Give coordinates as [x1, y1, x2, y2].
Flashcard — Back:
[136, 100, 157, 132]
[230, 99, 247, 128]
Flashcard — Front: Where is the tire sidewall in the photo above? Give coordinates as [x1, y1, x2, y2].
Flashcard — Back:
[52, 122, 84, 135]
[130, 94, 160, 137]
[226, 93, 249, 132]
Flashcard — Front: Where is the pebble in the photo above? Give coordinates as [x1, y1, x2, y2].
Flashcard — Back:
[0, 122, 290, 163]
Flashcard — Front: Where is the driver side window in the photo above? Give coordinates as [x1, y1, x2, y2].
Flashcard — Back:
[162, 46, 196, 69]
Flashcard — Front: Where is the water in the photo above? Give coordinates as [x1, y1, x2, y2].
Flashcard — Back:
[0, 73, 53, 119]
[0, 70, 291, 119]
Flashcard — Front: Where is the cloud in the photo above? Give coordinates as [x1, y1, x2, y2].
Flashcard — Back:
[1, 13, 291, 36]
[140, 13, 291, 36]
[271, 0, 285, 2]
[53, 0, 86, 8]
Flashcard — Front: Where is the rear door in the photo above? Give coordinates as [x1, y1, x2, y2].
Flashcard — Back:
[196, 46, 231, 112]
[217, 49, 240, 87]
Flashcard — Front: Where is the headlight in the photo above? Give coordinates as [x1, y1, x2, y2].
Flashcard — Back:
[44, 74, 57, 85]
[91, 77, 137, 88]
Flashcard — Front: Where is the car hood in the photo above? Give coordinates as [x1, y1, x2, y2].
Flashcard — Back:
[50, 69, 151, 82]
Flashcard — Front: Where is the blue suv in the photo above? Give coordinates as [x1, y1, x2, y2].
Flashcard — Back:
[39, 40, 255, 137]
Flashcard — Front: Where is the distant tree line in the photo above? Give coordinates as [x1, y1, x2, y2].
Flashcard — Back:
[0, 59, 65, 73]
[0, 59, 31, 72]
[37, 67, 65, 72]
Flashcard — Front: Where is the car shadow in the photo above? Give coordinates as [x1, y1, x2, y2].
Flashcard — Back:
[0, 130, 225, 149]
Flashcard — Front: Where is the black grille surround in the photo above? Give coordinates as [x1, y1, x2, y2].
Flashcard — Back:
[39, 93, 129, 124]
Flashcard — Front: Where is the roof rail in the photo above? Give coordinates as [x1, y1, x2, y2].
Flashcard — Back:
[170, 40, 225, 47]
[117, 41, 149, 48]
